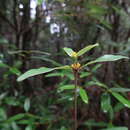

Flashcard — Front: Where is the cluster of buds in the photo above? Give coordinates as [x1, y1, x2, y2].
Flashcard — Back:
[71, 62, 81, 70]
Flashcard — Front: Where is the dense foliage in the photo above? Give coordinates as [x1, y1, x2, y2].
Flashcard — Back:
[0, 0, 130, 129]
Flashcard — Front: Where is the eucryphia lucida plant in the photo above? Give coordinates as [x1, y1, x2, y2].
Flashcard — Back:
[17, 43, 129, 130]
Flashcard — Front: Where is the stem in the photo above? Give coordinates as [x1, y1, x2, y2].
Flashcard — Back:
[74, 70, 78, 130]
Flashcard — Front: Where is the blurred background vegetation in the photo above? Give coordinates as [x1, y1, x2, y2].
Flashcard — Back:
[0, 0, 130, 129]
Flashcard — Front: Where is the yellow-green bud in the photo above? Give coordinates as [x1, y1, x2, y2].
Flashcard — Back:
[71, 52, 78, 58]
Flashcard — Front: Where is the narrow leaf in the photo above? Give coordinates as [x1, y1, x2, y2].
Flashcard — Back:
[101, 127, 128, 130]
[45, 72, 64, 77]
[110, 87, 130, 92]
[77, 43, 99, 56]
[79, 88, 88, 104]
[9, 67, 21, 76]
[84, 119, 107, 127]
[59, 85, 75, 91]
[17, 65, 70, 82]
[101, 93, 111, 113]
[63, 47, 74, 57]
[93, 55, 128, 62]
[24, 98, 30, 112]
[114, 102, 125, 112]
[17, 67, 54, 82]
[111, 92, 130, 108]
[84, 55, 128, 67]
[5, 114, 25, 123]
[109, 106, 114, 120]
[0, 62, 8, 68]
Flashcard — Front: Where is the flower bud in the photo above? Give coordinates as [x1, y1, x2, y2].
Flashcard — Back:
[71, 52, 78, 58]
[71, 63, 81, 70]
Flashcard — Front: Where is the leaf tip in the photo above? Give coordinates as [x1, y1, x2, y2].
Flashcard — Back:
[17, 77, 22, 82]
[95, 43, 99, 46]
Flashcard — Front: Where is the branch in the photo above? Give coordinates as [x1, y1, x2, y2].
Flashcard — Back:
[0, 11, 16, 31]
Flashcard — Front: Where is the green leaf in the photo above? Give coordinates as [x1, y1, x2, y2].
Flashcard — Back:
[0, 61, 8, 68]
[17, 67, 54, 82]
[77, 43, 99, 56]
[17, 65, 70, 82]
[59, 84, 75, 91]
[80, 72, 91, 78]
[0, 37, 8, 44]
[114, 102, 125, 113]
[84, 55, 128, 67]
[101, 93, 111, 113]
[60, 126, 67, 130]
[45, 72, 64, 77]
[0, 92, 7, 101]
[101, 127, 128, 130]
[63, 47, 74, 57]
[25, 125, 33, 130]
[111, 92, 130, 108]
[94, 55, 128, 62]
[91, 64, 102, 72]
[110, 87, 130, 92]
[79, 88, 88, 104]
[9, 67, 21, 76]
[0, 108, 7, 121]
[84, 119, 107, 127]
[109, 106, 114, 120]
[24, 98, 30, 112]
[5, 97, 20, 106]
[87, 80, 108, 89]
[17, 120, 33, 125]
[5, 114, 25, 123]
[11, 122, 20, 130]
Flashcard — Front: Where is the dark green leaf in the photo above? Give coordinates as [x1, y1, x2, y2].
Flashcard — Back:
[79, 87, 88, 104]
[101, 127, 128, 130]
[114, 102, 125, 112]
[0, 61, 8, 68]
[111, 92, 130, 108]
[60, 126, 67, 130]
[109, 106, 114, 120]
[17, 120, 33, 125]
[5, 97, 20, 106]
[84, 119, 107, 127]
[59, 84, 75, 91]
[45, 72, 64, 77]
[9, 67, 21, 76]
[0, 108, 7, 121]
[0, 37, 8, 44]
[110, 88, 130, 92]
[80, 72, 91, 78]
[5, 114, 25, 123]
[101, 93, 111, 113]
